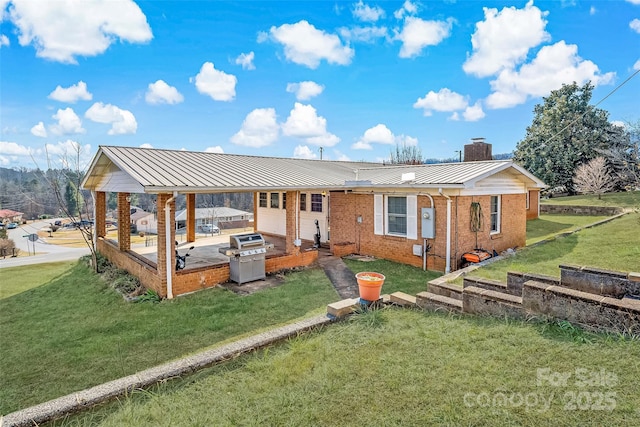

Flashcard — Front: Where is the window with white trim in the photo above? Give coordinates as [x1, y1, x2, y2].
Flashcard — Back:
[300, 193, 307, 211]
[490, 195, 501, 233]
[387, 196, 407, 235]
[259, 192, 267, 208]
[270, 193, 279, 209]
[311, 193, 323, 212]
[374, 194, 417, 239]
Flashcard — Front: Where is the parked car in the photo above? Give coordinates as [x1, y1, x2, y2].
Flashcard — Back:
[54, 220, 62, 226]
[7, 222, 18, 229]
[201, 224, 220, 234]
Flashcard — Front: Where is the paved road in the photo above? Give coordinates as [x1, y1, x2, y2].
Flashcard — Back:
[0, 220, 90, 269]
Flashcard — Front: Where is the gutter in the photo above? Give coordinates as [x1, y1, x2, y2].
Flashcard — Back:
[165, 191, 177, 299]
[438, 188, 452, 273]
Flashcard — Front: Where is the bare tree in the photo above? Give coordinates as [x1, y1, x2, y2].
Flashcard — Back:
[572, 156, 616, 199]
[389, 142, 423, 165]
[36, 143, 99, 271]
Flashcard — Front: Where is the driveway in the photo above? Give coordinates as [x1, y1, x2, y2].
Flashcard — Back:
[0, 220, 90, 268]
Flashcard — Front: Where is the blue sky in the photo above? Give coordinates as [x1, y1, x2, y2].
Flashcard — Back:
[1, 0, 639, 169]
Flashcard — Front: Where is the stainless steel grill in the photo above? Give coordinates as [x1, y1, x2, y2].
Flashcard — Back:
[219, 233, 273, 284]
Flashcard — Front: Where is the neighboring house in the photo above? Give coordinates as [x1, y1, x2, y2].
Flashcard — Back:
[130, 207, 157, 234]
[175, 207, 252, 231]
[81, 143, 545, 298]
[0, 209, 24, 224]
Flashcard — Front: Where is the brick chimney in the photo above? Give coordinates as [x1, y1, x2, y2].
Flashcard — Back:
[464, 137, 492, 162]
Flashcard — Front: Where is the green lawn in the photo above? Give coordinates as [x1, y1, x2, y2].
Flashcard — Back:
[61, 309, 640, 427]
[526, 214, 609, 245]
[542, 190, 640, 208]
[0, 262, 339, 415]
[472, 212, 640, 282]
[0, 261, 76, 299]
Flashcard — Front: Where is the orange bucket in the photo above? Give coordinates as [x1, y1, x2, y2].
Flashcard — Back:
[355, 272, 385, 301]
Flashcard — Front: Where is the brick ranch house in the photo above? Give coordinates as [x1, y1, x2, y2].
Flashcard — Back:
[81, 145, 545, 298]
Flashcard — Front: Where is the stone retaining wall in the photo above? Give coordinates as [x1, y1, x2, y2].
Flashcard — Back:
[540, 204, 623, 216]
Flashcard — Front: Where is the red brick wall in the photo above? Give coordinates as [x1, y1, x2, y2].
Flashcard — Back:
[266, 250, 318, 272]
[186, 193, 196, 242]
[95, 191, 106, 238]
[117, 193, 131, 251]
[97, 239, 163, 296]
[173, 264, 230, 296]
[329, 192, 527, 272]
[526, 189, 540, 220]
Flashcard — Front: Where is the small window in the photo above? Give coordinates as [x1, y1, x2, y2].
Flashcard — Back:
[259, 192, 267, 208]
[282, 192, 287, 209]
[490, 195, 501, 233]
[311, 193, 323, 212]
[270, 193, 279, 209]
[300, 193, 307, 211]
[387, 196, 407, 235]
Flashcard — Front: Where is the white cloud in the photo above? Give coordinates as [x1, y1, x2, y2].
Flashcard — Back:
[281, 103, 340, 147]
[0, 34, 9, 47]
[394, 0, 418, 20]
[463, 2, 551, 77]
[140, 143, 153, 148]
[235, 51, 255, 70]
[268, 20, 354, 69]
[611, 120, 625, 128]
[4, 0, 152, 63]
[286, 81, 325, 100]
[413, 88, 469, 116]
[231, 108, 279, 148]
[626, 0, 640, 5]
[339, 25, 388, 43]
[293, 145, 317, 159]
[634, 59, 640, 71]
[334, 150, 351, 161]
[352, 124, 418, 150]
[353, 1, 385, 22]
[631, 19, 640, 33]
[50, 107, 85, 135]
[85, 102, 137, 135]
[462, 102, 486, 121]
[589, 6, 597, 15]
[205, 146, 224, 153]
[48, 81, 92, 103]
[485, 41, 615, 109]
[0, 140, 33, 156]
[396, 17, 453, 58]
[145, 80, 184, 105]
[192, 62, 237, 102]
[30, 121, 47, 137]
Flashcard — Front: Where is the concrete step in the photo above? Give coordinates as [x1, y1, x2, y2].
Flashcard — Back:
[427, 281, 463, 301]
[416, 291, 463, 313]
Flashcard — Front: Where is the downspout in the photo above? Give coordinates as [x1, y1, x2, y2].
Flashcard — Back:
[438, 188, 452, 273]
[165, 191, 178, 299]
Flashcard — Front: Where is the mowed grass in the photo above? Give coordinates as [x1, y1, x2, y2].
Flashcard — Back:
[343, 257, 442, 295]
[0, 262, 339, 415]
[526, 214, 609, 245]
[471, 212, 640, 282]
[542, 190, 640, 208]
[0, 261, 76, 299]
[66, 309, 640, 427]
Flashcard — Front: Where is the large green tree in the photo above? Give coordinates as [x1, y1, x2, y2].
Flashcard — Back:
[514, 82, 622, 193]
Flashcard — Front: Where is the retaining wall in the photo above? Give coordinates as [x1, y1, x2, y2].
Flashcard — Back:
[540, 205, 623, 216]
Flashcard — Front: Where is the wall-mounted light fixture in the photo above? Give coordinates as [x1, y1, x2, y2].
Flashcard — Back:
[125, 196, 131, 202]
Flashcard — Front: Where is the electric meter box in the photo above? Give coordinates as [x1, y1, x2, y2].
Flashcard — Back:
[421, 207, 435, 239]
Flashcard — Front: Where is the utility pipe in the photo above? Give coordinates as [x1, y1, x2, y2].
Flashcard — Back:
[423, 192, 434, 271]
[438, 188, 452, 273]
[165, 191, 178, 299]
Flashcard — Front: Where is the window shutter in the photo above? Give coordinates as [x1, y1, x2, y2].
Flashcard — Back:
[406, 195, 417, 239]
[374, 194, 383, 235]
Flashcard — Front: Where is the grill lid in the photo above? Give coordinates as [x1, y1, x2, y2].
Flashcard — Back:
[230, 233, 265, 249]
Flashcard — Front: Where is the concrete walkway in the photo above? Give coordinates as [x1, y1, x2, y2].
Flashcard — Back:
[2, 314, 334, 427]
[316, 249, 360, 299]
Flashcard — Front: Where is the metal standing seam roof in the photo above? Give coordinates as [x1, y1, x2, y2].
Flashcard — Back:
[81, 146, 545, 193]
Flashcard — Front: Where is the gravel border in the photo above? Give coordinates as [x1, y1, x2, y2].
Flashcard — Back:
[2, 314, 334, 427]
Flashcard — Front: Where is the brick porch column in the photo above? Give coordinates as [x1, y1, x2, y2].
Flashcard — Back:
[186, 193, 196, 242]
[156, 193, 176, 296]
[285, 191, 300, 255]
[253, 192, 259, 232]
[117, 192, 131, 251]
[94, 191, 106, 238]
